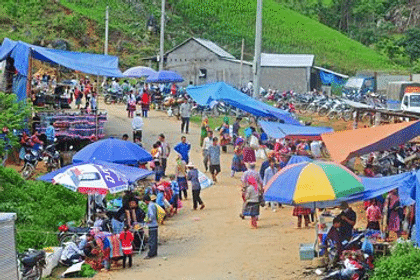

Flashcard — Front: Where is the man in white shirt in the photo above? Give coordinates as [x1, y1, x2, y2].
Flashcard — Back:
[179, 100, 192, 134]
[132, 111, 144, 142]
[201, 130, 213, 172]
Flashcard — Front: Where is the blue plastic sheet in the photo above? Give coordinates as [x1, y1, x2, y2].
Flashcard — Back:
[0, 38, 124, 101]
[186, 82, 300, 125]
[319, 70, 346, 86]
[259, 120, 333, 139]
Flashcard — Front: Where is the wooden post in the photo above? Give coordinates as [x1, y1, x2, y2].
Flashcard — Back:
[239, 38, 244, 87]
[26, 48, 33, 99]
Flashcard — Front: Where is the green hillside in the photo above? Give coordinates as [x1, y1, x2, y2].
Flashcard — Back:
[0, 0, 401, 74]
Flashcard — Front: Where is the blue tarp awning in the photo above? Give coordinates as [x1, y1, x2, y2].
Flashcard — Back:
[0, 38, 123, 101]
[186, 82, 301, 125]
[37, 160, 154, 184]
[259, 120, 333, 139]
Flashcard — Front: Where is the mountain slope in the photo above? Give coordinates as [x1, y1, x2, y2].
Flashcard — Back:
[0, 0, 401, 74]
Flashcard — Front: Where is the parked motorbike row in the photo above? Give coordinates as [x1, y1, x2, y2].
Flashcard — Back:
[359, 143, 420, 176]
[21, 141, 61, 179]
[273, 91, 389, 122]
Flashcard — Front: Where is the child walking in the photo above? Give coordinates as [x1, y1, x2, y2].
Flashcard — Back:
[119, 225, 134, 268]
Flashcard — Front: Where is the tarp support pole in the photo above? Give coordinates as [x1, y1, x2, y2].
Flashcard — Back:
[26, 48, 33, 99]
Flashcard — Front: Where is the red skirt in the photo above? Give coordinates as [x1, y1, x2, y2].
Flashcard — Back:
[243, 147, 256, 163]
[293, 206, 311, 216]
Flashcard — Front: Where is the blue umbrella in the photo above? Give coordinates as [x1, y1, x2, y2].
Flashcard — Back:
[123, 66, 157, 78]
[37, 160, 154, 185]
[145, 70, 184, 83]
[72, 138, 153, 165]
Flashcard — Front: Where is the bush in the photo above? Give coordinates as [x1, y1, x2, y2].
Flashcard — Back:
[371, 242, 420, 280]
[0, 167, 86, 251]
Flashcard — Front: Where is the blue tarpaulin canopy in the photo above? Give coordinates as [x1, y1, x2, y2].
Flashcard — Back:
[259, 120, 333, 139]
[37, 160, 154, 184]
[73, 137, 153, 165]
[186, 82, 301, 125]
[0, 38, 123, 101]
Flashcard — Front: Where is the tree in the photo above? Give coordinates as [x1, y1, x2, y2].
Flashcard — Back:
[400, 28, 420, 63]
[0, 92, 31, 156]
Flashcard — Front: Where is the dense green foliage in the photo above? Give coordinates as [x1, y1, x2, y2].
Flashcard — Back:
[0, 92, 31, 156]
[0, 0, 399, 74]
[371, 242, 420, 280]
[0, 167, 85, 251]
[170, 0, 398, 73]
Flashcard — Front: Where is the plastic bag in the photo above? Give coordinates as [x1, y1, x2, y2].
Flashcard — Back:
[362, 238, 374, 256]
[256, 148, 267, 160]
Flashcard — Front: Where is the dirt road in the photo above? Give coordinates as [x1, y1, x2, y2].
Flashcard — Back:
[98, 103, 318, 280]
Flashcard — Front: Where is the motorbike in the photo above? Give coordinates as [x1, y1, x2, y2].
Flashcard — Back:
[18, 249, 46, 280]
[21, 146, 43, 179]
[58, 225, 91, 247]
[104, 88, 124, 104]
[191, 103, 214, 116]
[43, 142, 60, 172]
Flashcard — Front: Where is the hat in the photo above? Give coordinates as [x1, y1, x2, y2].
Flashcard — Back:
[186, 162, 195, 168]
[339, 201, 349, 209]
[150, 194, 157, 201]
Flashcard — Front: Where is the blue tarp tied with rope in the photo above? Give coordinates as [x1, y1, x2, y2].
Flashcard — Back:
[319, 70, 346, 86]
[258, 120, 333, 139]
[186, 82, 301, 125]
[0, 38, 123, 101]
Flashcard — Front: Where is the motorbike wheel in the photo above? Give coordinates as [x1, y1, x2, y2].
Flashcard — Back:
[306, 105, 316, 115]
[104, 95, 112, 105]
[318, 108, 328, 117]
[342, 111, 352, 122]
[59, 233, 80, 247]
[327, 112, 337, 120]
[34, 265, 43, 280]
[47, 160, 61, 172]
[191, 108, 199, 116]
[298, 105, 307, 114]
[21, 164, 34, 179]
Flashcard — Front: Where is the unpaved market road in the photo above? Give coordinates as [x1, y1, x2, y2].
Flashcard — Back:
[96, 102, 318, 280]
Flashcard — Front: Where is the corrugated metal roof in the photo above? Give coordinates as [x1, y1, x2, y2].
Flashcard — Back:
[313, 66, 348, 79]
[193, 38, 236, 59]
[261, 53, 314, 67]
[220, 57, 253, 66]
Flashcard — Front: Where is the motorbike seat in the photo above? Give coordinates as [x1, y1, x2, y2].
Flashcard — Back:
[68, 227, 90, 234]
[22, 251, 45, 266]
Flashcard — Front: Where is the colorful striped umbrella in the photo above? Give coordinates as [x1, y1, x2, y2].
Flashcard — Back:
[264, 161, 364, 205]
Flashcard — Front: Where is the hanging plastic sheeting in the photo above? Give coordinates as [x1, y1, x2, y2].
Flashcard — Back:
[0, 38, 124, 101]
[319, 70, 346, 86]
[259, 120, 333, 139]
[186, 82, 300, 125]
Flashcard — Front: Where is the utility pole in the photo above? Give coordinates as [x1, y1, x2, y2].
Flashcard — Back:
[104, 6, 109, 55]
[253, 0, 263, 99]
[159, 0, 165, 71]
[239, 38, 244, 87]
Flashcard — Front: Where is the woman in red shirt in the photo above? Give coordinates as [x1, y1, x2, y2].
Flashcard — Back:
[141, 90, 150, 118]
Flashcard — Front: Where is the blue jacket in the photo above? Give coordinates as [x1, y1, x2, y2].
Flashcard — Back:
[174, 142, 191, 163]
